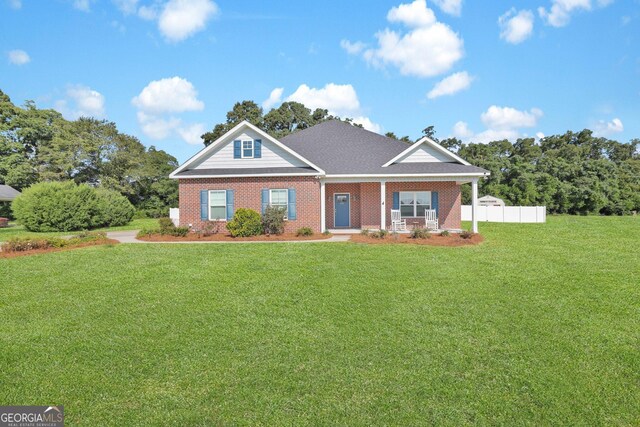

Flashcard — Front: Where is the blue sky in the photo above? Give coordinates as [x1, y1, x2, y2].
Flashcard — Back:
[2, 0, 639, 162]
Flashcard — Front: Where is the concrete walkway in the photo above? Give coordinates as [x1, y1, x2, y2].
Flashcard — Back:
[106, 230, 351, 244]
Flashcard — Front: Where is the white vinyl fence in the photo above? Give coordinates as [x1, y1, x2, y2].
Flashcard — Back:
[461, 205, 546, 223]
[169, 208, 180, 226]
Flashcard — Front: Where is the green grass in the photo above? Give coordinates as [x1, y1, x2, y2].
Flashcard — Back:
[0, 218, 158, 241]
[1, 216, 638, 425]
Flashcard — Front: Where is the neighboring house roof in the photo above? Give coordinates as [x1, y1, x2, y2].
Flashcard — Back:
[171, 119, 489, 179]
[0, 184, 20, 201]
[280, 120, 487, 176]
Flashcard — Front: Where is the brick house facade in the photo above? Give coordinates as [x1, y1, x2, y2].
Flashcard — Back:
[171, 120, 488, 233]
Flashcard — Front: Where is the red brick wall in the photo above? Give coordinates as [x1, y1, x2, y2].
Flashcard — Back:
[359, 182, 381, 229]
[178, 176, 321, 233]
[386, 182, 461, 230]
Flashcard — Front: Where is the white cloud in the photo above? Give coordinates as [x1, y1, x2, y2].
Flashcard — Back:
[262, 87, 283, 110]
[132, 76, 204, 113]
[286, 83, 361, 115]
[266, 83, 382, 133]
[343, 0, 464, 78]
[452, 105, 544, 144]
[593, 117, 624, 137]
[8, 49, 30, 65]
[158, 0, 219, 42]
[499, 9, 534, 44]
[340, 40, 366, 55]
[72, 0, 93, 12]
[112, 0, 139, 14]
[431, 0, 462, 16]
[427, 71, 473, 99]
[8, 0, 21, 9]
[538, 0, 611, 27]
[55, 84, 106, 120]
[481, 106, 543, 130]
[133, 76, 206, 145]
[176, 122, 207, 145]
[136, 111, 181, 140]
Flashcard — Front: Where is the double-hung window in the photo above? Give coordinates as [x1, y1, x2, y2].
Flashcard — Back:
[400, 191, 431, 218]
[209, 190, 227, 220]
[242, 140, 254, 158]
[269, 189, 288, 219]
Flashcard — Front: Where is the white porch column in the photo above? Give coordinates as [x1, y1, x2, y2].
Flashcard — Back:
[380, 181, 386, 230]
[471, 178, 478, 233]
[320, 181, 326, 232]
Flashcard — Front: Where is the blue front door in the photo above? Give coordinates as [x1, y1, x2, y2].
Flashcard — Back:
[334, 194, 350, 227]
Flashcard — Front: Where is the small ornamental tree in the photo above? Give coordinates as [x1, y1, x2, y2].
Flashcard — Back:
[262, 205, 286, 235]
[226, 208, 263, 237]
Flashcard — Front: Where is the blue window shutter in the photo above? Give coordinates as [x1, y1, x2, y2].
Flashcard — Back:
[226, 189, 235, 220]
[200, 190, 208, 221]
[288, 188, 297, 220]
[392, 192, 399, 210]
[261, 189, 269, 214]
[254, 139, 262, 158]
[233, 140, 241, 159]
[432, 191, 439, 217]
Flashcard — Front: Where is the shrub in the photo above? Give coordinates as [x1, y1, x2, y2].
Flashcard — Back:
[360, 229, 370, 236]
[12, 181, 99, 232]
[262, 206, 286, 235]
[227, 208, 263, 237]
[136, 228, 157, 238]
[322, 230, 331, 236]
[94, 188, 135, 227]
[440, 230, 451, 237]
[370, 229, 389, 239]
[410, 227, 431, 239]
[12, 181, 133, 232]
[296, 227, 314, 237]
[199, 220, 223, 237]
[158, 217, 175, 233]
[460, 230, 475, 239]
[171, 226, 189, 237]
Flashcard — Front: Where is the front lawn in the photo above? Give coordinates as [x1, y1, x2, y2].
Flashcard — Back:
[1, 216, 638, 425]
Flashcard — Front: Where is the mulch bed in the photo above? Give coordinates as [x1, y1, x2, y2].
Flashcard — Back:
[0, 239, 120, 258]
[137, 233, 333, 242]
[350, 233, 483, 246]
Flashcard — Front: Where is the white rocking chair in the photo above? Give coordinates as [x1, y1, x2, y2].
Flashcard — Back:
[390, 209, 406, 232]
[424, 209, 439, 230]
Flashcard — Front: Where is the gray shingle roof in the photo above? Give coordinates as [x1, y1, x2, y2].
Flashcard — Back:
[0, 184, 20, 201]
[280, 120, 487, 175]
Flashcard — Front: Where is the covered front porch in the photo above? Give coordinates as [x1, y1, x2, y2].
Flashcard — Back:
[320, 178, 480, 233]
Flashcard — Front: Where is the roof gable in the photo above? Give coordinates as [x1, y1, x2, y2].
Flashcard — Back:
[170, 121, 324, 178]
[382, 137, 470, 167]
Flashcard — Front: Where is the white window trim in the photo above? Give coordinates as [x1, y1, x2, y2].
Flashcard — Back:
[208, 189, 227, 221]
[269, 189, 288, 220]
[241, 140, 254, 159]
[399, 191, 431, 218]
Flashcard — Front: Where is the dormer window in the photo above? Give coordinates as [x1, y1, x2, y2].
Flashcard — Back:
[242, 140, 254, 158]
[233, 139, 262, 159]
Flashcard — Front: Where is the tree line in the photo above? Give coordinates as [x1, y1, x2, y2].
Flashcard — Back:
[206, 100, 640, 215]
[0, 90, 178, 218]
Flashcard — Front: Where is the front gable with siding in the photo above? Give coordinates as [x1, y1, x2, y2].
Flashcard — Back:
[171, 120, 489, 233]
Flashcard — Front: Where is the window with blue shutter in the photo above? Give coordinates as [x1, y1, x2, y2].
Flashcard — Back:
[226, 189, 235, 220]
[200, 190, 208, 221]
[261, 189, 269, 214]
[254, 139, 262, 158]
[287, 188, 296, 220]
[233, 140, 241, 159]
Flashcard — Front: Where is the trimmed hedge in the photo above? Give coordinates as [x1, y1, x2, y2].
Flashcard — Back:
[227, 208, 262, 237]
[12, 181, 134, 232]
